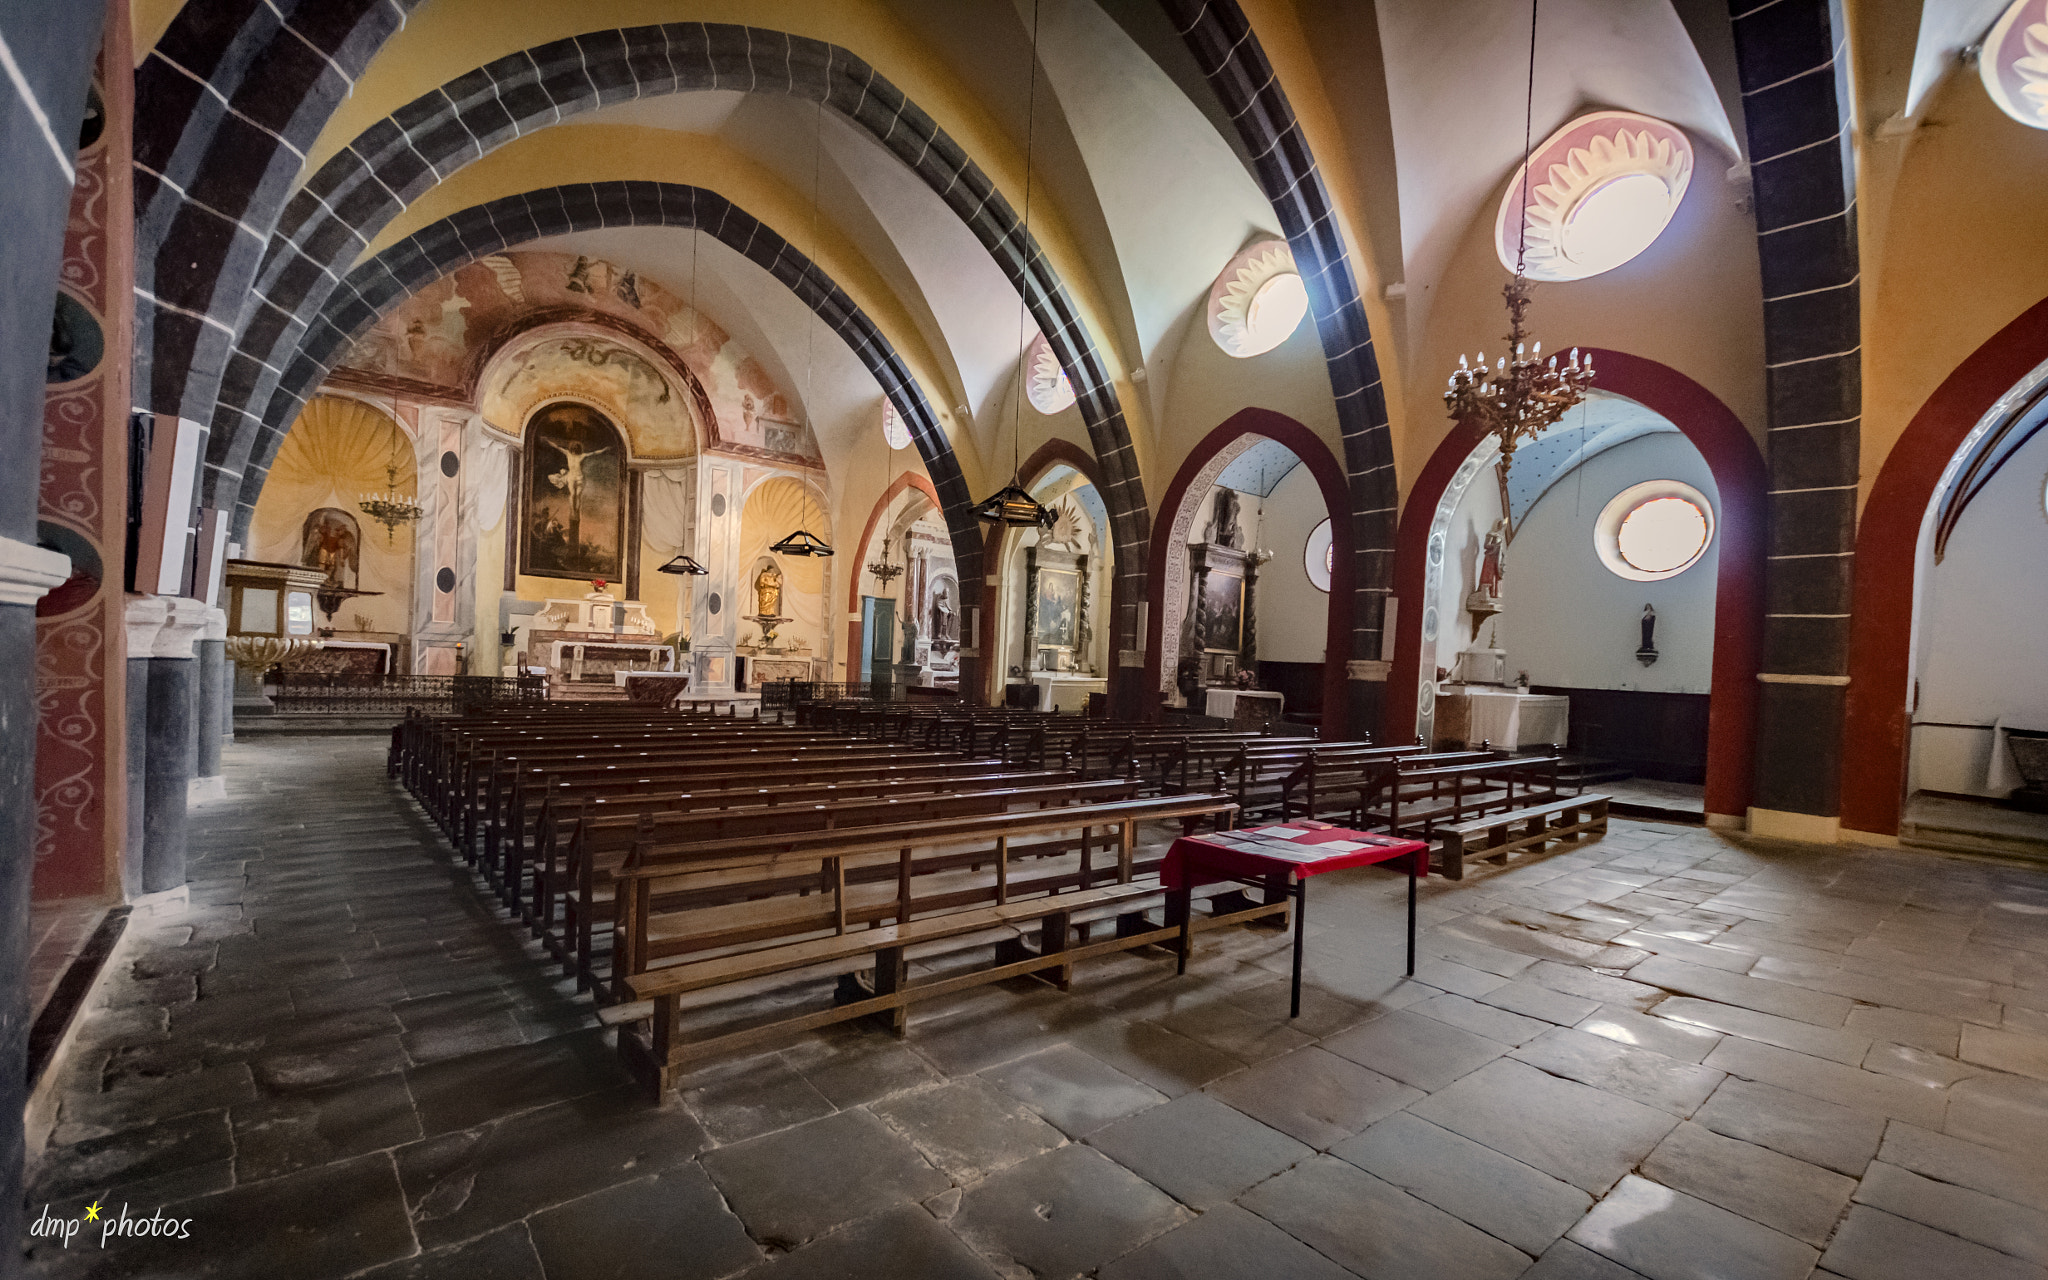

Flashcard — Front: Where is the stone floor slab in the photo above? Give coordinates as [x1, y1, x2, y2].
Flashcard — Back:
[1086, 1091, 1311, 1209]
[1204, 1046, 1420, 1149]
[949, 1145, 1189, 1280]
[1410, 1058, 1678, 1194]
[1320, 1007, 1509, 1091]
[1098, 1203, 1356, 1280]
[741, 1204, 997, 1280]
[699, 1108, 948, 1249]
[1819, 1204, 2041, 1280]
[527, 1166, 761, 1280]
[1639, 1120, 1855, 1246]
[1701, 1036, 1947, 1127]
[1567, 1174, 1817, 1280]
[1332, 1110, 1590, 1256]
[980, 1044, 1166, 1138]
[1854, 1161, 2048, 1265]
[1691, 1077, 1886, 1177]
[1239, 1155, 1532, 1280]
[1512, 1027, 1724, 1117]
[871, 1078, 1065, 1182]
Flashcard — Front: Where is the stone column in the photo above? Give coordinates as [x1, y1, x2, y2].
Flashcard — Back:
[191, 606, 227, 801]
[123, 596, 169, 900]
[142, 598, 207, 895]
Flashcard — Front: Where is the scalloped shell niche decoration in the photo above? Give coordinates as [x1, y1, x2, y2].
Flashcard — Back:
[1208, 240, 1310, 358]
[1495, 111, 1693, 282]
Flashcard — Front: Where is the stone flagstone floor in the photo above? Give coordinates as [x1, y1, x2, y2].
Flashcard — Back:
[20, 736, 2048, 1280]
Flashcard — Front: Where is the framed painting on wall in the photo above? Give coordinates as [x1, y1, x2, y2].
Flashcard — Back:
[1035, 567, 1080, 650]
[1203, 569, 1244, 653]
[520, 401, 628, 582]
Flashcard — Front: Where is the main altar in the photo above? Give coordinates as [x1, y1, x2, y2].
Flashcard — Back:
[515, 590, 675, 691]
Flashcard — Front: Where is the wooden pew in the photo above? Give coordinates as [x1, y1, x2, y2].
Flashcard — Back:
[1435, 794, 1612, 880]
[557, 777, 1143, 992]
[611, 793, 1276, 1095]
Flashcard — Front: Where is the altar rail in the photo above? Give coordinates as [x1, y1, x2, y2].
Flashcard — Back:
[758, 680, 908, 710]
[271, 673, 547, 716]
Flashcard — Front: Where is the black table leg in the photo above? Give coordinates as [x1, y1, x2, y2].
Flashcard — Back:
[1291, 876, 1307, 1018]
[1407, 852, 1418, 976]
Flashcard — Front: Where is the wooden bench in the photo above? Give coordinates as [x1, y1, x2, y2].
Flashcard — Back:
[552, 776, 1142, 990]
[1436, 793, 1611, 880]
[517, 766, 1081, 924]
[611, 794, 1279, 1095]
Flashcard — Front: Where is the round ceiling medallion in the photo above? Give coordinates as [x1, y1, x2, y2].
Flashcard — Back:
[1024, 333, 1076, 415]
[882, 401, 911, 450]
[1208, 240, 1310, 358]
[1495, 111, 1693, 282]
[1982, 0, 2048, 130]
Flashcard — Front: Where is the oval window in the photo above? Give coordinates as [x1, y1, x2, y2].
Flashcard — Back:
[1594, 480, 1715, 582]
[1304, 518, 1332, 592]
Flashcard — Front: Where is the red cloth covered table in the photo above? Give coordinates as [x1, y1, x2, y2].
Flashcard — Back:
[1163, 821, 1429, 1016]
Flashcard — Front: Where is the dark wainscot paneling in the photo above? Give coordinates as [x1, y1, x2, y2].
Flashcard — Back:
[1531, 685, 1711, 783]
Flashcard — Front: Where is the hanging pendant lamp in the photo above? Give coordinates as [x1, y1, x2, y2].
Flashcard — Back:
[975, 0, 1055, 532]
[657, 553, 708, 575]
[773, 96, 836, 558]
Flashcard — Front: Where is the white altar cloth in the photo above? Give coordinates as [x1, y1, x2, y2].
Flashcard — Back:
[1463, 690, 1569, 750]
[1204, 688, 1285, 722]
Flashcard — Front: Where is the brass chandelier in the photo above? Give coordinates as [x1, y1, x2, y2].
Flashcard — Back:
[865, 535, 905, 587]
[1442, 0, 1593, 512]
[358, 460, 423, 543]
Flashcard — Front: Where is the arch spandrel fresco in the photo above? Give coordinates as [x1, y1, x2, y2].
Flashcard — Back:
[328, 249, 818, 465]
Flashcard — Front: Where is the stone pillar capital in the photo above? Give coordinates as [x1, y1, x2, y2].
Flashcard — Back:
[124, 595, 171, 654]
[0, 532, 71, 606]
[197, 605, 229, 642]
[152, 597, 212, 659]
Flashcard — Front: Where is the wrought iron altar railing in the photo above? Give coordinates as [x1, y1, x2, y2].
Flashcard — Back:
[758, 679, 905, 709]
[270, 673, 547, 716]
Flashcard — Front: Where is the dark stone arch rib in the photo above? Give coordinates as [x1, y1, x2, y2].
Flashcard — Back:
[132, 0, 426, 421]
[197, 25, 1148, 672]
[228, 181, 986, 698]
[1726, 0, 1861, 822]
[1156, 0, 1398, 731]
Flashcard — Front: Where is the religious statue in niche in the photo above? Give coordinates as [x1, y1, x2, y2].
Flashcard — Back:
[1636, 603, 1659, 666]
[929, 580, 958, 648]
[1467, 515, 1507, 625]
[754, 562, 784, 620]
[519, 402, 627, 581]
[1212, 488, 1243, 550]
[300, 508, 362, 590]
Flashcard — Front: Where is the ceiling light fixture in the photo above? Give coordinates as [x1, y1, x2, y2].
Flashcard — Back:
[657, 553, 707, 575]
[1444, 0, 1593, 542]
[775, 94, 834, 557]
[977, 0, 1057, 530]
[866, 535, 905, 587]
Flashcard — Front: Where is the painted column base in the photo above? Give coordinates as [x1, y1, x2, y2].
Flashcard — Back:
[1747, 807, 1841, 845]
[188, 775, 227, 803]
[1704, 812, 1746, 831]
[1840, 828, 1902, 848]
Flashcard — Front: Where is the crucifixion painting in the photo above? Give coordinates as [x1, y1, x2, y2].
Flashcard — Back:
[521, 401, 627, 581]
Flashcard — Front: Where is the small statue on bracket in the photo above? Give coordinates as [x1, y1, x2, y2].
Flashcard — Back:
[1636, 604, 1659, 666]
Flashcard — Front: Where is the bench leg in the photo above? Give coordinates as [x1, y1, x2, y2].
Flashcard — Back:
[870, 946, 908, 1036]
[1437, 836, 1467, 881]
[1040, 911, 1073, 992]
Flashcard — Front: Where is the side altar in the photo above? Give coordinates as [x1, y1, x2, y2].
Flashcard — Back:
[516, 590, 675, 691]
